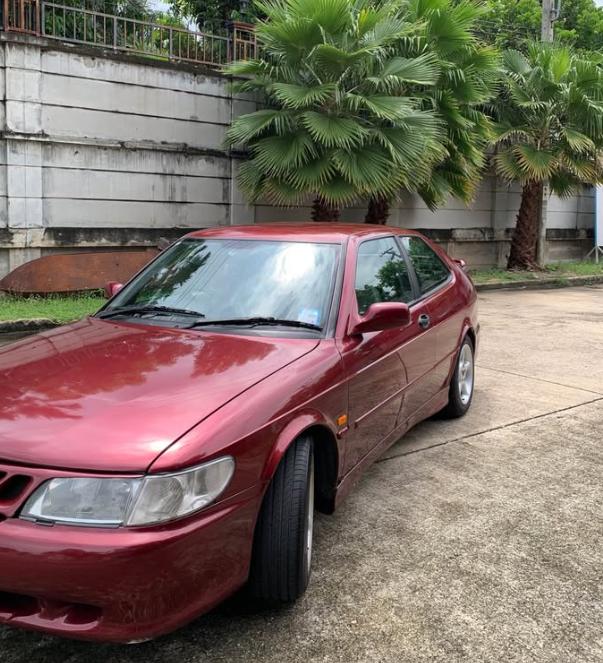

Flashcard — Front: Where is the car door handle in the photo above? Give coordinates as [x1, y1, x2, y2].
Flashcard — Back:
[418, 313, 430, 330]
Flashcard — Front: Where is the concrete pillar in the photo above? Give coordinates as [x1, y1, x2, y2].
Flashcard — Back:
[229, 159, 255, 225]
[4, 42, 43, 232]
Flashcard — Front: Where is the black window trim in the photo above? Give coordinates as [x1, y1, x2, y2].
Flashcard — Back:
[394, 234, 453, 305]
[353, 234, 419, 314]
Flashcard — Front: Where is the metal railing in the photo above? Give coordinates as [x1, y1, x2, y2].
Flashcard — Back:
[3, 0, 39, 33]
[2, 0, 256, 67]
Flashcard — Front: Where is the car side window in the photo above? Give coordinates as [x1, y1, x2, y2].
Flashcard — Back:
[355, 237, 414, 315]
[401, 237, 450, 295]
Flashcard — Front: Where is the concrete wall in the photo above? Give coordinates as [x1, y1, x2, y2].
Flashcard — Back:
[0, 33, 595, 278]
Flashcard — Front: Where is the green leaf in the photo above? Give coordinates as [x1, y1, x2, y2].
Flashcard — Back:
[493, 123, 533, 144]
[258, 18, 323, 54]
[548, 172, 579, 199]
[503, 50, 531, 77]
[292, 0, 353, 35]
[360, 16, 410, 49]
[549, 48, 571, 84]
[561, 128, 595, 154]
[332, 145, 399, 193]
[559, 154, 598, 182]
[271, 82, 337, 109]
[288, 155, 336, 188]
[367, 53, 440, 90]
[226, 110, 294, 145]
[494, 148, 525, 182]
[236, 161, 265, 201]
[513, 144, 556, 180]
[262, 177, 307, 206]
[313, 43, 369, 70]
[352, 95, 416, 121]
[372, 120, 444, 173]
[252, 132, 317, 175]
[301, 112, 367, 148]
[318, 176, 359, 205]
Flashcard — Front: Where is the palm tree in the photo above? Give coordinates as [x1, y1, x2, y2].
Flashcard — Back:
[493, 44, 603, 270]
[366, 0, 499, 223]
[224, 0, 445, 221]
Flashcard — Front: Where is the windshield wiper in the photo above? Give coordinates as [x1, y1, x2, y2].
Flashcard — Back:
[97, 304, 205, 319]
[185, 317, 322, 331]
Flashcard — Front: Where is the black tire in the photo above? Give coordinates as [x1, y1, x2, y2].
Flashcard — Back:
[248, 435, 314, 604]
[440, 335, 475, 419]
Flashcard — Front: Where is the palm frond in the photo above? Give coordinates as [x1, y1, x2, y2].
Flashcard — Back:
[332, 144, 399, 193]
[317, 176, 360, 205]
[353, 95, 416, 121]
[492, 122, 533, 144]
[548, 171, 580, 198]
[513, 144, 556, 179]
[561, 128, 596, 154]
[226, 110, 295, 145]
[366, 53, 440, 90]
[503, 50, 531, 77]
[252, 132, 317, 174]
[287, 155, 337, 188]
[301, 112, 367, 148]
[494, 148, 525, 182]
[271, 82, 337, 108]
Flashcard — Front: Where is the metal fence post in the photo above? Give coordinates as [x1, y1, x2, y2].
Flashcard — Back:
[229, 21, 256, 62]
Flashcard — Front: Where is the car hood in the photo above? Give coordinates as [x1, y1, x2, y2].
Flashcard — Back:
[0, 318, 319, 472]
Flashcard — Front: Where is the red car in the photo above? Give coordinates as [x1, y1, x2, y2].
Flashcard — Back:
[0, 224, 478, 642]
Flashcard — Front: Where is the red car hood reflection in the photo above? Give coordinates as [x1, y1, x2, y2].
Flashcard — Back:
[0, 317, 319, 472]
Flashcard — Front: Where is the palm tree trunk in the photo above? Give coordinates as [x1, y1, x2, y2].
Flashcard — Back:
[365, 196, 390, 224]
[507, 180, 543, 270]
[311, 197, 340, 222]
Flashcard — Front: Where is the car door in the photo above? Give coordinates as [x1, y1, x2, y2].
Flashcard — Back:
[338, 236, 423, 472]
[397, 235, 455, 422]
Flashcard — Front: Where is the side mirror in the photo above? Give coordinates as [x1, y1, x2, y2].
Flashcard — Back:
[350, 302, 411, 335]
[453, 258, 468, 272]
[104, 281, 124, 299]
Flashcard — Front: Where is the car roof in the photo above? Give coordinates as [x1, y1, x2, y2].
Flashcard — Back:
[185, 223, 422, 243]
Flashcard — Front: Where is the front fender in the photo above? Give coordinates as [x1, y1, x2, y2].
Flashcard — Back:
[261, 411, 338, 482]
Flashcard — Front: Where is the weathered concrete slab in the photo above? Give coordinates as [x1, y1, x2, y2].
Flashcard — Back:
[478, 286, 603, 394]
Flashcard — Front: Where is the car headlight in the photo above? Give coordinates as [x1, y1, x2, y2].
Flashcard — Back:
[20, 457, 235, 528]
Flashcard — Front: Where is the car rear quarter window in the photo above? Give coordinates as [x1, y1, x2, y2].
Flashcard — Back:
[354, 237, 414, 314]
[401, 237, 450, 295]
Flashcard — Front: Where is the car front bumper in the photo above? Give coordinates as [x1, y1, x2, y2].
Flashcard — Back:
[0, 485, 260, 642]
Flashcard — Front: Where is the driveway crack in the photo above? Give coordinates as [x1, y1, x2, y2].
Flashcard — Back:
[476, 364, 603, 396]
[377, 396, 603, 463]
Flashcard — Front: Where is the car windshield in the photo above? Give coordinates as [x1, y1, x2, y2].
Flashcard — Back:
[102, 238, 341, 333]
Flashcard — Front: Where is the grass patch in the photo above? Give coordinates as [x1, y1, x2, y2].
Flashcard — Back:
[1, 258, 602, 322]
[543, 260, 603, 276]
[470, 260, 603, 285]
[0, 293, 106, 323]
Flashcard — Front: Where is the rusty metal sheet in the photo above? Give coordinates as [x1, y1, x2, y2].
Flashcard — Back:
[0, 250, 159, 294]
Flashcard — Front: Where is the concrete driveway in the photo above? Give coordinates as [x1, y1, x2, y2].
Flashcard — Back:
[1, 286, 602, 662]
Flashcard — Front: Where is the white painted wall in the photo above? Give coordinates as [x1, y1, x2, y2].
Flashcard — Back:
[0, 34, 595, 277]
